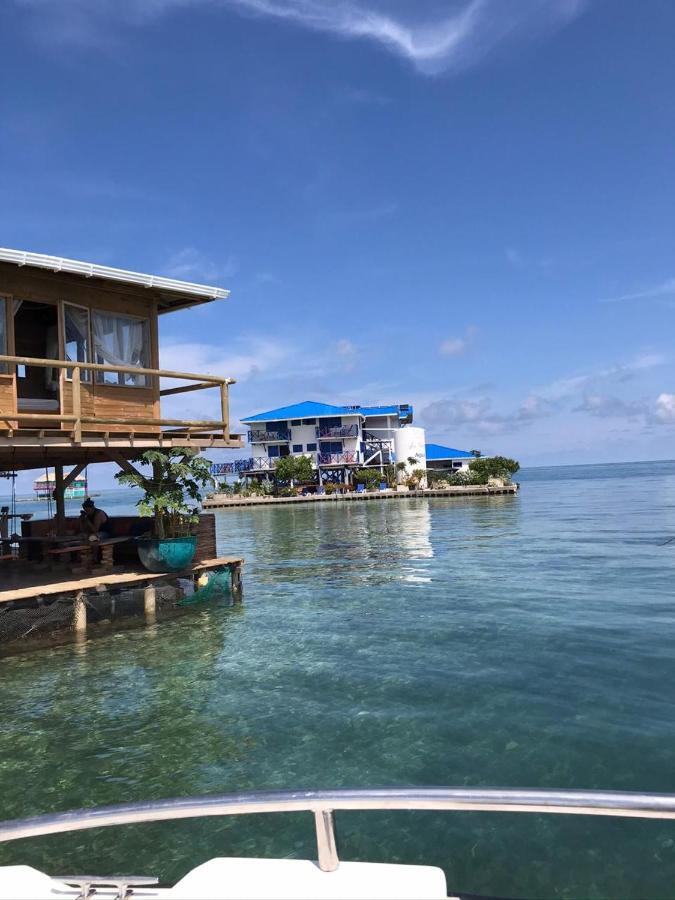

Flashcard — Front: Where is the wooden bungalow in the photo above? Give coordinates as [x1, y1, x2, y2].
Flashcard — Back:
[0, 247, 242, 502]
[0, 248, 244, 642]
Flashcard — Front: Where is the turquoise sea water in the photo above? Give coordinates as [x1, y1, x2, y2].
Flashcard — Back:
[2, 461, 675, 898]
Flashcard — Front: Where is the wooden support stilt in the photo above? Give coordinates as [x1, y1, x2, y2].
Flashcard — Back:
[144, 584, 157, 622]
[231, 562, 243, 603]
[54, 464, 66, 534]
[73, 590, 87, 634]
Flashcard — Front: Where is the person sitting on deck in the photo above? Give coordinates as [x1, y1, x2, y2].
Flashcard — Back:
[79, 498, 111, 540]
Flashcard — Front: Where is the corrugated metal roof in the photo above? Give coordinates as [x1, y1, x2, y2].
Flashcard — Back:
[0, 247, 230, 312]
[242, 400, 406, 423]
[425, 443, 475, 460]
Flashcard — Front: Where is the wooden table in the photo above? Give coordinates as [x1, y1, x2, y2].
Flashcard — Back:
[48, 536, 131, 572]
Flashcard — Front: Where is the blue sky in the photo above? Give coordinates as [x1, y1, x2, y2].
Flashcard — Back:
[2, 0, 675, 485]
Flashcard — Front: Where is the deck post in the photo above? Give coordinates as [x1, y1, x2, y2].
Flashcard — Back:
[72, 365, 82, 443]
[220, 382, 229, 441]
[231, 562, 243, 602]
[53, 464, 66, 534]
[73, 590, 87, 634]
[144, 584, 157, 622]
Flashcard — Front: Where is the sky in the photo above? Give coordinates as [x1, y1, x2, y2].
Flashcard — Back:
[2, 0, 675, 491]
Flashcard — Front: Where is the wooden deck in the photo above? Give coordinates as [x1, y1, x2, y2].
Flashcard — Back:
[204, 484, 518, 509]
[0, 556, 244, 604]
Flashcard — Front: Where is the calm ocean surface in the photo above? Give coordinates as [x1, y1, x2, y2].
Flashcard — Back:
[2, 461, 675, 898]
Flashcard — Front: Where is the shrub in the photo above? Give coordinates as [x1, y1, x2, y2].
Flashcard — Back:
[353, 468, 382, 489]
[324, 482, 341, 494]
[275, 454, 315, 485]
[468, 456, 520, 484]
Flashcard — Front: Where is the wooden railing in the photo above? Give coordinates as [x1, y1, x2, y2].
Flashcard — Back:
[0, 354, 236, 442]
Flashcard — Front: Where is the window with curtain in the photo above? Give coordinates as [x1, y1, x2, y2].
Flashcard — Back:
[0, 298, 6, 373]
[92, 312, 150, 386]
[64, 303, 91, 381]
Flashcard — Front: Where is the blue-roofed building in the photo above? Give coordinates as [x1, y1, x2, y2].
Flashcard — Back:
[236, 400, 418, 484]
[425, 443, 478, 473]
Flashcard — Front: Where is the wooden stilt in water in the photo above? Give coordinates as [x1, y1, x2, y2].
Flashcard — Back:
[144, 584, 157, 622]
[73, 590, 87, 634]
[231, 562, 243, 603]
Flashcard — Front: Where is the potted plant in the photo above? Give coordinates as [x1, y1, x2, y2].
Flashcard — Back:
[115, 448, 214, 573]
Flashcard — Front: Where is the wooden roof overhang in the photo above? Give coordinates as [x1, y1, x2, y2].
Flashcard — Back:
[0, 249, 229, 314]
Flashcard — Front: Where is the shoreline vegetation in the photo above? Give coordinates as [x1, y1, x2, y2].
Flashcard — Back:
[207, 455, 521, 503]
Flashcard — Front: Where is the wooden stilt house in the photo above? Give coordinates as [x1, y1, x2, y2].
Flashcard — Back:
[0, 247, 243, 527]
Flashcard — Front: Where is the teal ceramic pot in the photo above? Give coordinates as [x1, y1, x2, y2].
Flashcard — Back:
[136, 536, 197, 573]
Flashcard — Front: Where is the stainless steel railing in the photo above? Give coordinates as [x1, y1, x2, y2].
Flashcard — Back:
[2, 787, 675, 873]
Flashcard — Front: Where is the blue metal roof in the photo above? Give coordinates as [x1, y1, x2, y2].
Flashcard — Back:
[241, 400, 408, 423]
[425, 443, 475, 461]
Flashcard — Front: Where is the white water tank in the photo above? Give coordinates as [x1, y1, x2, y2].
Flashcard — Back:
[394, 427, 427, 473]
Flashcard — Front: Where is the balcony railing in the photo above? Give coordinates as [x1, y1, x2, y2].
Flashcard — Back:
[0, 353, 237, 443]
[248, 429, 291, 443]
[317, 451, 360, 466]
[316, 424, 359, 438]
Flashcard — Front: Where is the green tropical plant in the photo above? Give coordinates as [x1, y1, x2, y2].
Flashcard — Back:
[115, 448, 214, 538]
[353, 468, 382, 489]
[468, 456, 520, 484]
[274, 454, 315, 486]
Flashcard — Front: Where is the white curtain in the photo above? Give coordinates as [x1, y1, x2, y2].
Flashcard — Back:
[92, 312, 149, 386]
[63, 304, 89, 386]
[13, 299, 23, 315]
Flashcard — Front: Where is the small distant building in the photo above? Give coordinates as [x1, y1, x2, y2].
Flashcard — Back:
[425, 444, 477, 473]
[34, 468, 87, 500]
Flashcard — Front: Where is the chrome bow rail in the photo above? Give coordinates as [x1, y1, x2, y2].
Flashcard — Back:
[2, 788, 675, 874]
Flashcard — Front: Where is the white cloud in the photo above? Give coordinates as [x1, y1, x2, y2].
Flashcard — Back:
[574, 394, 644, 419]
[601, 277, 675, 304]
[439, 325, 476, 356]
[440, 336, 467, 356]
[162, 247, 238, 284]
[13, 0, 588, 74]
[335, 338, 359, 372]
[655, 393, 675, 424]
[160, 335, 287, 383]
[420, 392, 552, 436]
[538, 353, 666, 401]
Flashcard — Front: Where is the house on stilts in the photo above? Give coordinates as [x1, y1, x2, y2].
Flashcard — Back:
[0, 247, 244, 649]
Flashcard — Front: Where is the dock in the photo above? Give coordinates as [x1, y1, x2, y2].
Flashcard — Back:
[0, 556, 244, 652]
[204, 484, 518, 509]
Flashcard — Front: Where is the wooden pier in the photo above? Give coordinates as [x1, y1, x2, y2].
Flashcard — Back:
[0, 556, 244, 652]
[204, 484, 518, 509]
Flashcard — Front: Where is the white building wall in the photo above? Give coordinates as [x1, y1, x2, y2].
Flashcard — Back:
[394, 427, 427, 476]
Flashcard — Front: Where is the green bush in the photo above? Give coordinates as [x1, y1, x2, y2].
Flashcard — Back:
[353, 468, 382, 489]
[275, 454, 315, 485]
[468, 456, 520, 484]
